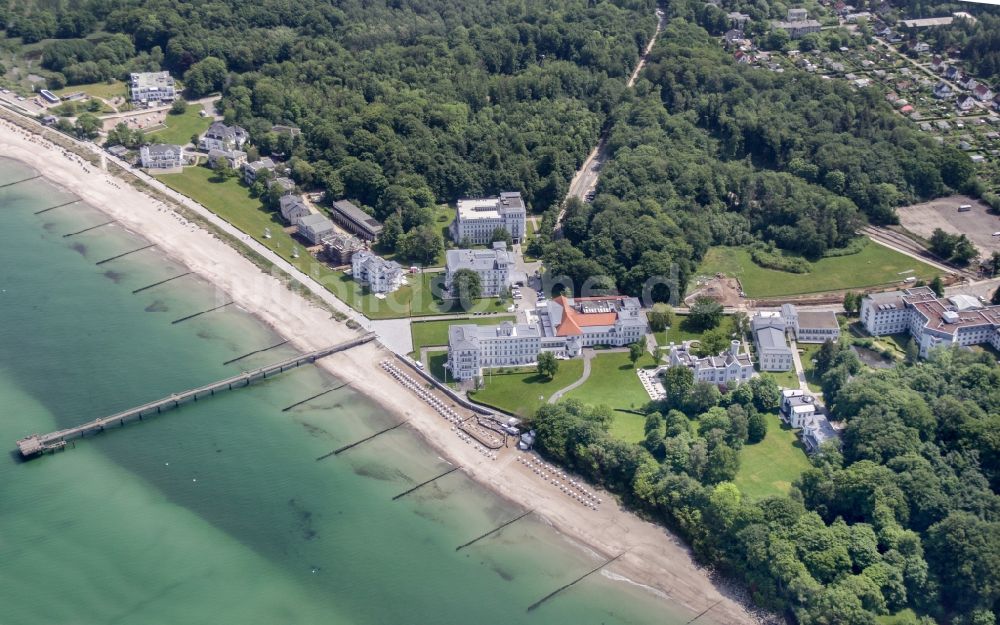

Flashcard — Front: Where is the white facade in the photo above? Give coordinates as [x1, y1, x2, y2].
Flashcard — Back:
[782, 304, 840, 343]
[451, 192, 526, 244]
[244, 158, 276, 185]
[140, 144, 184, 170]
[861, 287, 1000, 357]
[444, 243, 512, 297]
[129, 72, 175, 106]
[297, 213, 335, 245]
[279, 195, 312, 225]
[668, 340, 754, 386]
[448, 322, 542, 381]
[199, 122, 249, 152]
[351, 250, 404, 294]
[752, 314, 793, 371]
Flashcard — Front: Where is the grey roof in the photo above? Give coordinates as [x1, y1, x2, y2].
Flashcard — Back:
[753, 318, 789, 352]
[797, 310, 839, 330]
[204, 121, 248, 142]
[245, 158, 276, 173]
[331, 199, 383, 234]
[145, 144, 182, 156]
[449, 321, 540, 350]
[446, 246, 511, 273]
[298, 213, 333, 229]
[279, 195, 307, 212]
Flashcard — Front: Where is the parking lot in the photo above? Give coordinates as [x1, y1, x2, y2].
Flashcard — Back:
[896, 195, 1000, 257]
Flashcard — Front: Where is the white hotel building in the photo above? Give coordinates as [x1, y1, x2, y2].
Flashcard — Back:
[451, 192, 527, 244]
[444, 243, 512, 298]
[861, 286, 1000, 357]
[447, 295, 646, 381]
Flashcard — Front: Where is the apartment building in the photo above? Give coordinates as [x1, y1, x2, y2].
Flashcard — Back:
[752, 314, 794, 371]
[351, 250, 404, 294]
[448, 322, 542, 381]
[451, 192, 526, 245]
[129, 72, 176, 107]
[444, 242, 512, 297]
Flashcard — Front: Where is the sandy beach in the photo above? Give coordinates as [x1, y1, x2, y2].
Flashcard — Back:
[0, 118, 758, 625]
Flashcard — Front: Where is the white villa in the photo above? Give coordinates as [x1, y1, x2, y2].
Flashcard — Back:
[667, 339, 754, 387]
[448, 295, 647, 381]
[279, 195, 312, 225]
[199, 122, 249, 152]
[780, 389, 839, 453]
[129, 72, 175, 107]
[139, 144, 184, 170]
[351, 250, 404, 294]
[444, 242, 512, 297]
[752, 314, 793, 371]
[451, 192, 526, 245]
[861, 286, 1000, 357]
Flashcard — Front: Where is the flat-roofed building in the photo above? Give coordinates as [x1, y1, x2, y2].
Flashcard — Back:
[752, 314, 793, 371]
[322, 232, 365, 265]
[351, 250, 404, 293]
[451, 192, 526, 245]
[781, 304, 840, 343]
[448, 322, 542, 381]
[330, 200, 383, 242]
[444, 242, 512, 297]
[129, 72, 176, 107]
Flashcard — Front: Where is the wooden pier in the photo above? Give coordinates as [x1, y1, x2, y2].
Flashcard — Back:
[16, 333, 375, 458]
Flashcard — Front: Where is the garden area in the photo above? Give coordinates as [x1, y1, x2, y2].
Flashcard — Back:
[733, 413, 812, 500]
[564, 351, 655, 413]
[158, 166, 505, 319]
[467, 359, 585, 417]
[655, 314, 737, 348]
[696, 245, 939, 298]
[145, 104, 212, 146]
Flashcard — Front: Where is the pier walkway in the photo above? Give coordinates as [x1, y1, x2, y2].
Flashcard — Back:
[16, 333, 375, 458]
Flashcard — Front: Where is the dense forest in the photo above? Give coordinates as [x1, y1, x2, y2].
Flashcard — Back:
[0, 0, 656, 254]
[532, 10, 977, 302]
[531, 344, 1000, 625]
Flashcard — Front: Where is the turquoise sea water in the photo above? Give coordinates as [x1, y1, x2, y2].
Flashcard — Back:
[0, 158, 693, 625]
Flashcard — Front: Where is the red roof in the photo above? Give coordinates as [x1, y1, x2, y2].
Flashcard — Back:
[553, 296, 621, 337]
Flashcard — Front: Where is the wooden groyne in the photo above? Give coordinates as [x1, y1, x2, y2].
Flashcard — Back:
[282, 383, 349, 412]
[132, 272, 192, 294]
[63, 220, 114, 237]
[393, 467, 460, 500]
[95, 243, 156, 266]
[34, 199, 80, 214]
[456, 509, 533, 551]
[16, 333, 376, 458]
[171, 301, 233, 324]
[526, 552, 625, 612]
[0, 174, 40, 188]
[222, 340, 289, 365]
[317, 419, 408, 460]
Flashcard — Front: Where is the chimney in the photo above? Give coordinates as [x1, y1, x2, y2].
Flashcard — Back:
[730, 340, 741, 356]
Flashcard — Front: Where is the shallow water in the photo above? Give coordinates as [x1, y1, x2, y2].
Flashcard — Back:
[0, 158, 694, 625]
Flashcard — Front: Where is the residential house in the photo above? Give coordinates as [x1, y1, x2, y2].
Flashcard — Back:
[296, 213, 336, 245]
[773, 8, 822, 38]
[959, 75, 978, 90]
[351, 250, 404, 294]
[243, 157, 276, 185]
[912, 41, 930, 53]
[780, 390, 817, 427]
[751, 314, 794, 371]
[139, 144, 184, 170]
[727, 11, 751, 27]
[207, 148, 247, 170]
[933, 82, 953, 99]
[930, 55, 946, 71]
[668, 340, 754, 387]
[444, 242, 512, 298]
[199, 122, 249, 152]
[451, 192, 526, 245]
[279, 195, 312, 225]
[957, 95, 976, 111]
[734, 50, 752, 64]
[973, 84, 994, 102]
[322, 232, 365, 265]
[128, 72, 176, 107]
[802, 415, 838, 452]
[944, 66, 961, 81]
[270, 176, 296, 195]
[724, 29, 747, 48]
[330, 199, 383, 242]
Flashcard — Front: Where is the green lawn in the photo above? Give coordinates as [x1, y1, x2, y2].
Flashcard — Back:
[410, 316, 515, 355]
[655, 315, 737, 348]
[468, 359, 585, 417]
[696, 245, 939, 298]
[798, 343, 823, 393]
[427, 350, 451, 386]
[54, 80, 126, 101]
[761, 369, 800, 390]
[609, 412, 647, 444]
[734, 413, 812, 500]
[157, 166, 505, 319]
[146, 105, 211, 146]
[876, 609, 922, 625]
[564, 352, 656, 412]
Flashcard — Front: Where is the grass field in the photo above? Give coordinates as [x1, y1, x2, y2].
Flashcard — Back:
[798, 343, 823, 393]
[410, 316, 515, 354]
[564, 352, 656, 412]
[696, 245, 939, 298]
[655, 315, 737, 348]
[158, 166, 505, 319]
[468, 359, 585, 417]
[734, 413, 812, 500]
[54, 80, 126, 101]
[609, 412, 647, 444]
[146, 106, 211, 146]
[761, 369, 800, 390]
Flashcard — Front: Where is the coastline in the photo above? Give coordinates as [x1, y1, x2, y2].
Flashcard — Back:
[0, 120, 758, 625]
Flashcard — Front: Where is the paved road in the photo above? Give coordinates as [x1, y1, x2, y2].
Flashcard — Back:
[789, 340, 810, 392]
[547, 350, 595, 403]
[556, 7, 665, 230]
